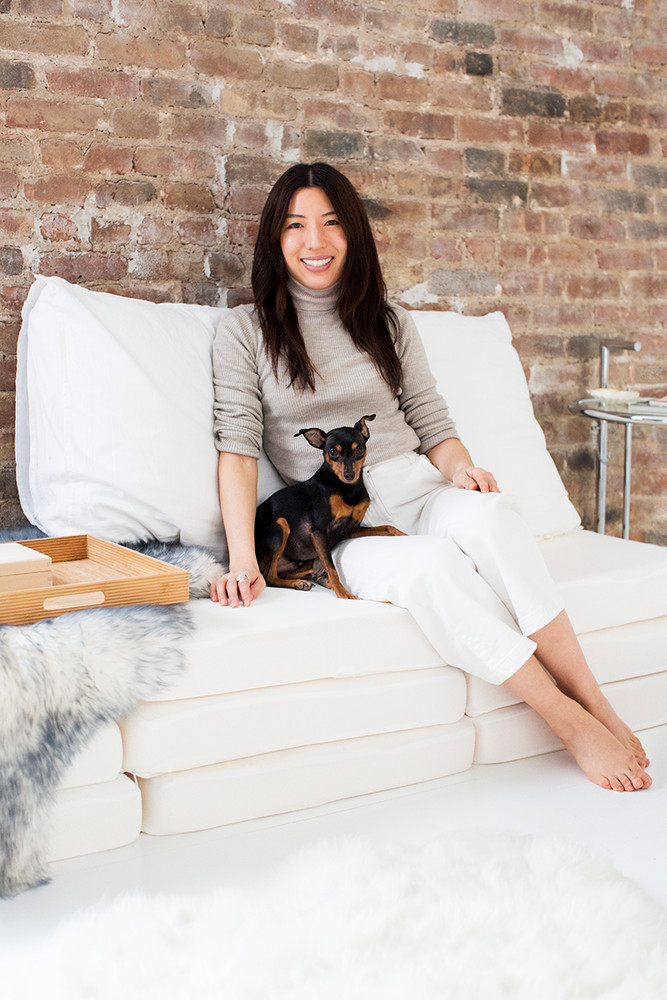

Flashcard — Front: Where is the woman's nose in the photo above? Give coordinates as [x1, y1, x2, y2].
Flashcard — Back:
[304, 222, 325, 248]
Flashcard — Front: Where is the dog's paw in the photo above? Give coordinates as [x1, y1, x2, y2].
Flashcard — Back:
[297, 580, 313, 590]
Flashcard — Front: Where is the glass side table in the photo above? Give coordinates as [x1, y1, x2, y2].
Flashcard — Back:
[571, 396, 667, 539]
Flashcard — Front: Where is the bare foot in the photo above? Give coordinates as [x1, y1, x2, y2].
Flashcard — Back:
[561, 705, 652, 791]
[581, 693, 649, 769]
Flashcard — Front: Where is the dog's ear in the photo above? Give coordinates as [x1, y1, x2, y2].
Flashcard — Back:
[355, 414, 376, 441]
[295, 427, 327, 450]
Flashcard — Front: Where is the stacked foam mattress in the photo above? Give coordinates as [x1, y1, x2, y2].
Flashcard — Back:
[470, 530, 667, 762]
[49, 722, 141, 862]
[120, 588, 475, 836]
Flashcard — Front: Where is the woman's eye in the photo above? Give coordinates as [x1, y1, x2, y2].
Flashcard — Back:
[325, 219, 340, 226]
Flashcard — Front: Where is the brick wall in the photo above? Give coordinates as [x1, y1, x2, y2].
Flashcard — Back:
[1, 0, 666, 540]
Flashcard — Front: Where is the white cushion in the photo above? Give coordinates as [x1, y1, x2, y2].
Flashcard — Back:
[48, 775, 142, 862]
[17, 276, 228, 553]
[411, 310, 582, 540]
[138, 721, 475, 835]
[58, 722, 123, 790]
[121, 667, 466, 777]
[16, 277, 286, 556]
[159, 589, 445, 701]
[472, 671, 667, 764]
[541, 529, 667, 634]
[466, 615, 667, 717]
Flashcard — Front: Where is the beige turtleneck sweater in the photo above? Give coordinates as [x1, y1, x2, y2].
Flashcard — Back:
[212, 280, 458, 486]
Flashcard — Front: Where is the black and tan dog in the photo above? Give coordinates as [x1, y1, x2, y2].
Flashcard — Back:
[254, 414, 404, 599]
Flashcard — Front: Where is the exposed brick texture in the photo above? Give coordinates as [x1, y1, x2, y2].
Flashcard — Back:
[0, 1, 666, 540]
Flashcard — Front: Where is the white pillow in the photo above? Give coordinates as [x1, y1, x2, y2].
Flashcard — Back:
[16, 277, 283, 558]
[411, 310, 581, 540]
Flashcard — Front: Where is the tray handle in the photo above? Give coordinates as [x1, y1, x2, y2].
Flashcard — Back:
[43, 591, 106, 612]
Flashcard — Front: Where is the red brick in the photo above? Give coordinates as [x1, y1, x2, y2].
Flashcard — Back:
[458, 116, 524, 144]
[72, 0, 112, 19]
[167, 114, 229, 145]
[238, 14, 275, 46]
[2, 24, 90, 56]
[177, 218, 218, 246]
[137, 218, 175, 245]
[567, 275, 622, 299]
[0, 210, 33, 241]
[190, 42, 264, 80]
[293, 0, 361, 27]
[24, 175, 90, 206]
[46, 68, 139, 100]
[0, 172, 19, 200]
[384, 111, 454, 140]
[112, 109, 161, 140]
[268, 61, 338, 91]
[40, 213, 80, 242]
[594, 71, 652, 99]
[570, 216, 626, 241]
[39, 140, 84, 170]
[160, 3, 206, 35]
[130, 250, 176, 282]
[0, 135, 33, 166]
[134, 147, 215, 178]
[595, 131, 651, 156]
[83, 145, 134, 174]
[7, 97, 102, 133]
[96, 33, 185, 71]
[377, 74, 429, 104]
[228, 186, 269, 216]
[91, 219, 132, 247]
[164, 182, 215, 213]
[36, 253, 128, 282]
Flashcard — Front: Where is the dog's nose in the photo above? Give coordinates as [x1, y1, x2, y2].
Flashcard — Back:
[344, 470, 356, 481]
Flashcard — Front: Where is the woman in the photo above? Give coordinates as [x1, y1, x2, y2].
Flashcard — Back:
[211, 162, 651, 793]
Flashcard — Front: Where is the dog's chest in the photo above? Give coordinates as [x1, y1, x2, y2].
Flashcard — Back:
[327, 494, 369, 544]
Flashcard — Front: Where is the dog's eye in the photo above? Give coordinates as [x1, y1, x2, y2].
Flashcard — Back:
[328, 447, 339, 458]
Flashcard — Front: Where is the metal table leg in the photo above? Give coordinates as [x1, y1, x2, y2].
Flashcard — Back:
[623, 422, 632, 540]
[596, 419, 608, 534]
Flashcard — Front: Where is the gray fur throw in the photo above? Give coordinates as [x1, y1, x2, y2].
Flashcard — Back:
[0, 537, 225, 898]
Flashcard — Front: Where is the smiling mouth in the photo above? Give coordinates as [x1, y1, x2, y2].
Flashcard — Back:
[301, 257, 334, 269]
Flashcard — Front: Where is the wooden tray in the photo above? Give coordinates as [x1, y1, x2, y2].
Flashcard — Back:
[0, 535, 189, 625]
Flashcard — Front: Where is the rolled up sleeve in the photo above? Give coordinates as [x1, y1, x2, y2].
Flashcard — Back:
[393, 306, 459, 453]
[212, 309, 264, 457]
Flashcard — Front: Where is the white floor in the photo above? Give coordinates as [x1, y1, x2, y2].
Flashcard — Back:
[2, 724, 666, 947]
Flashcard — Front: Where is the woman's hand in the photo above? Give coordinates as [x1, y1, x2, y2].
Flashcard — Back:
[210, 564, 266, 608]
[452, 466, 499, 493]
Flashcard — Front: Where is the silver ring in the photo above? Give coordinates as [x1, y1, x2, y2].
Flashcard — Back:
[236, 573, 249, 583]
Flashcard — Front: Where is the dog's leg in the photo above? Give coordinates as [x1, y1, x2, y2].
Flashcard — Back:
[309, 530, 357, 599]
[264, 518, 313, 591]
[345, 525, 406, 539]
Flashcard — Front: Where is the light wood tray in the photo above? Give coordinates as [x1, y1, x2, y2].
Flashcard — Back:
[0, 535, 189, 625]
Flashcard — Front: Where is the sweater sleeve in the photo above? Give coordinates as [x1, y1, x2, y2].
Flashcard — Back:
[392, 305, 459, 453]
[212, 306, 264, 458]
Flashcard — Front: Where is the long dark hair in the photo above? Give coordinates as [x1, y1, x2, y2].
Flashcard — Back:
[251, 162, 402, 395]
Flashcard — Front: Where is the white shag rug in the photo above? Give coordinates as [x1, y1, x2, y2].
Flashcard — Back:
[5, 833, 667, 999]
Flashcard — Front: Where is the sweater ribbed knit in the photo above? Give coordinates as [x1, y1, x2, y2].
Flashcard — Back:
[212, 279, 458, 486]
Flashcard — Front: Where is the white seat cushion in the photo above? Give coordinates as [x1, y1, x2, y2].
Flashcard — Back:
[541, 530, 667, 634]
[138, 721, 475, 836]
[158, 590, 446, 701]
[467, 615, 667, 717]
[121, 667, 466, 777]
[472, 672, 667, 764]
[48, 775, 142, 862]
[58, 722, 123, 790]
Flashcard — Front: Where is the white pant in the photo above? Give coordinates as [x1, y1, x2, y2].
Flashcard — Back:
[333, 452, 564, 685]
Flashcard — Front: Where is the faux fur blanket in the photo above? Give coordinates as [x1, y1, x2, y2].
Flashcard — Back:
[0, 537, 224, 898]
